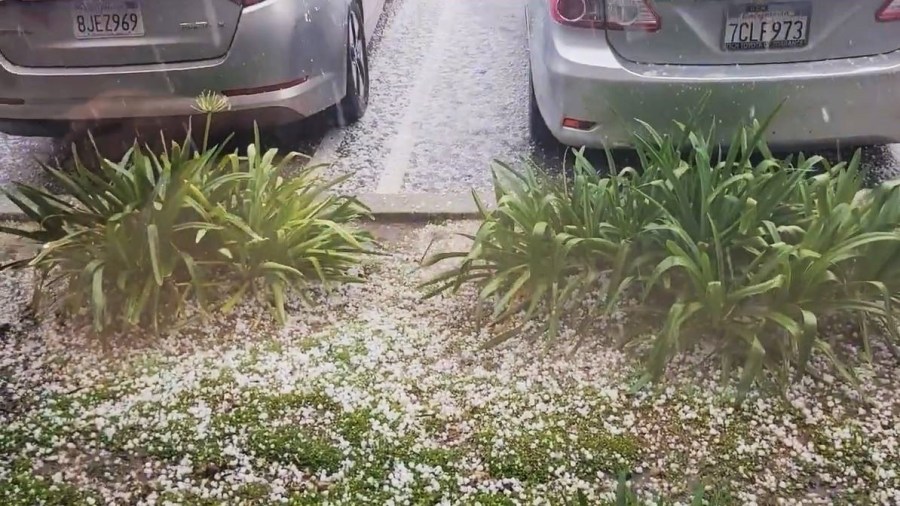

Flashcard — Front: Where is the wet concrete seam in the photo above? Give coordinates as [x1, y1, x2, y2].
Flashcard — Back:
[374, 0, 461, 194]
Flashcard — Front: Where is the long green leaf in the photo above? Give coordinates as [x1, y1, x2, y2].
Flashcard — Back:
[147, 224, 163, 286]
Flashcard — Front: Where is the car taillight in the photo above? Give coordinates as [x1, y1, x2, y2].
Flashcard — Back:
[877, 0, 900, 21]
[229, 0, 265, 7]
[551, 0, 606, 29]
[551, 0, 660, 32]
[606, 0, 661, 31]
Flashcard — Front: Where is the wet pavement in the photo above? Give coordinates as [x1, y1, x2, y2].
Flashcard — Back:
[0, 136, 57, 189]
[319, 0, 530, 194]
[1, 0, 899, 193]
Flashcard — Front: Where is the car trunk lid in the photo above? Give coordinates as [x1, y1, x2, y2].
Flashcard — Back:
[606, 0, 900, 65]
[0, 0, 242, 68]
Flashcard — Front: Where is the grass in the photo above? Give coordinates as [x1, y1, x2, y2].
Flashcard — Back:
[2, 319, 895, 504]
[246, 425, 343, 473]
[1, 222, 898, 504]
[0, 459, 101, 506]
[473, 410, 640, 483]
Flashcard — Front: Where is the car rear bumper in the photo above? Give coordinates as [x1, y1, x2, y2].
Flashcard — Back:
[0, 0, 348, 133]
[0, 106, 308, 139]
[531, 24, 900, 149]
[0, 66, 335, 123]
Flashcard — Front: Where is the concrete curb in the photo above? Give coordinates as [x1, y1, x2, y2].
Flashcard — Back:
[0, 191, 496, 223]
[0, 195, 22, 222]
[358, 191, 494, 221]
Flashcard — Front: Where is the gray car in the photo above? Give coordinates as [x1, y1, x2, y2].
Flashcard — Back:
[0, 0, 381, 138]
[527, 0, 900, 150]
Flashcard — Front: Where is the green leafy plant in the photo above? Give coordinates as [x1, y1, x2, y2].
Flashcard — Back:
[603, 473, 726, 505]
[0, 92, 372, 332]
[0, 131, 230, 331]
[421, 163, 619, 345]
[206, 133, 372, 324]
[561, 473, 727, 505]
[424, 116, 900, 397]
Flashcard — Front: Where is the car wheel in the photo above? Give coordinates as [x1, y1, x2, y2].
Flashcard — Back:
[529, 73, 563, 161]
[335, 1, 369, 127]
[847, 144, 895, 187]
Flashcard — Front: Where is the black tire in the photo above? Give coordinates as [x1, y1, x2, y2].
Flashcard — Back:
[53, 124, 132, 170]
[848, 144, 892, 188]
[334, 1, 369, 126]
[529, 73, 564, 162]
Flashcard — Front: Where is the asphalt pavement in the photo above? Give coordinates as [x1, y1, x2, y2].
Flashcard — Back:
[0, 135, 57, 188]
[1, 0, 899, 194]
[316, 0, 530, 194]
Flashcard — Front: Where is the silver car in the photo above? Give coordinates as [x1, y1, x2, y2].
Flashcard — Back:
[527, 0, 900, 150]
[0, 0, 378, 138]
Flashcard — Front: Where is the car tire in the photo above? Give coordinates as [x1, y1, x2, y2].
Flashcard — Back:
[334, 1, 369, 127]
[529, 73, 564, 163]
[848, 144, 895, 187]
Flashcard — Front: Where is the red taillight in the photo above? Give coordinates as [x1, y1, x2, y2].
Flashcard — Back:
[551, 0, 660, 32]
[877, 0, 900, 21]
[551, 0, 606, 29]
[229, 0, 265, 7]
[606, 0, 661, 32]
[562, 117, 596, 130]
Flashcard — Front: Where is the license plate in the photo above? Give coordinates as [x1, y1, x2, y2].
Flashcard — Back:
[724, 2, 810, 51]
[72, 0, 145, 40]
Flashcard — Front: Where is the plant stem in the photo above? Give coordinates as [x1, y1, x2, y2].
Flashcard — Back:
[203, 112, 213, 153]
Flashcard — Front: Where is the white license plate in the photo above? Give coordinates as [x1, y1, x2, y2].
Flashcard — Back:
[724, 2, 810, 51]
[72, 0, 145, 40]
